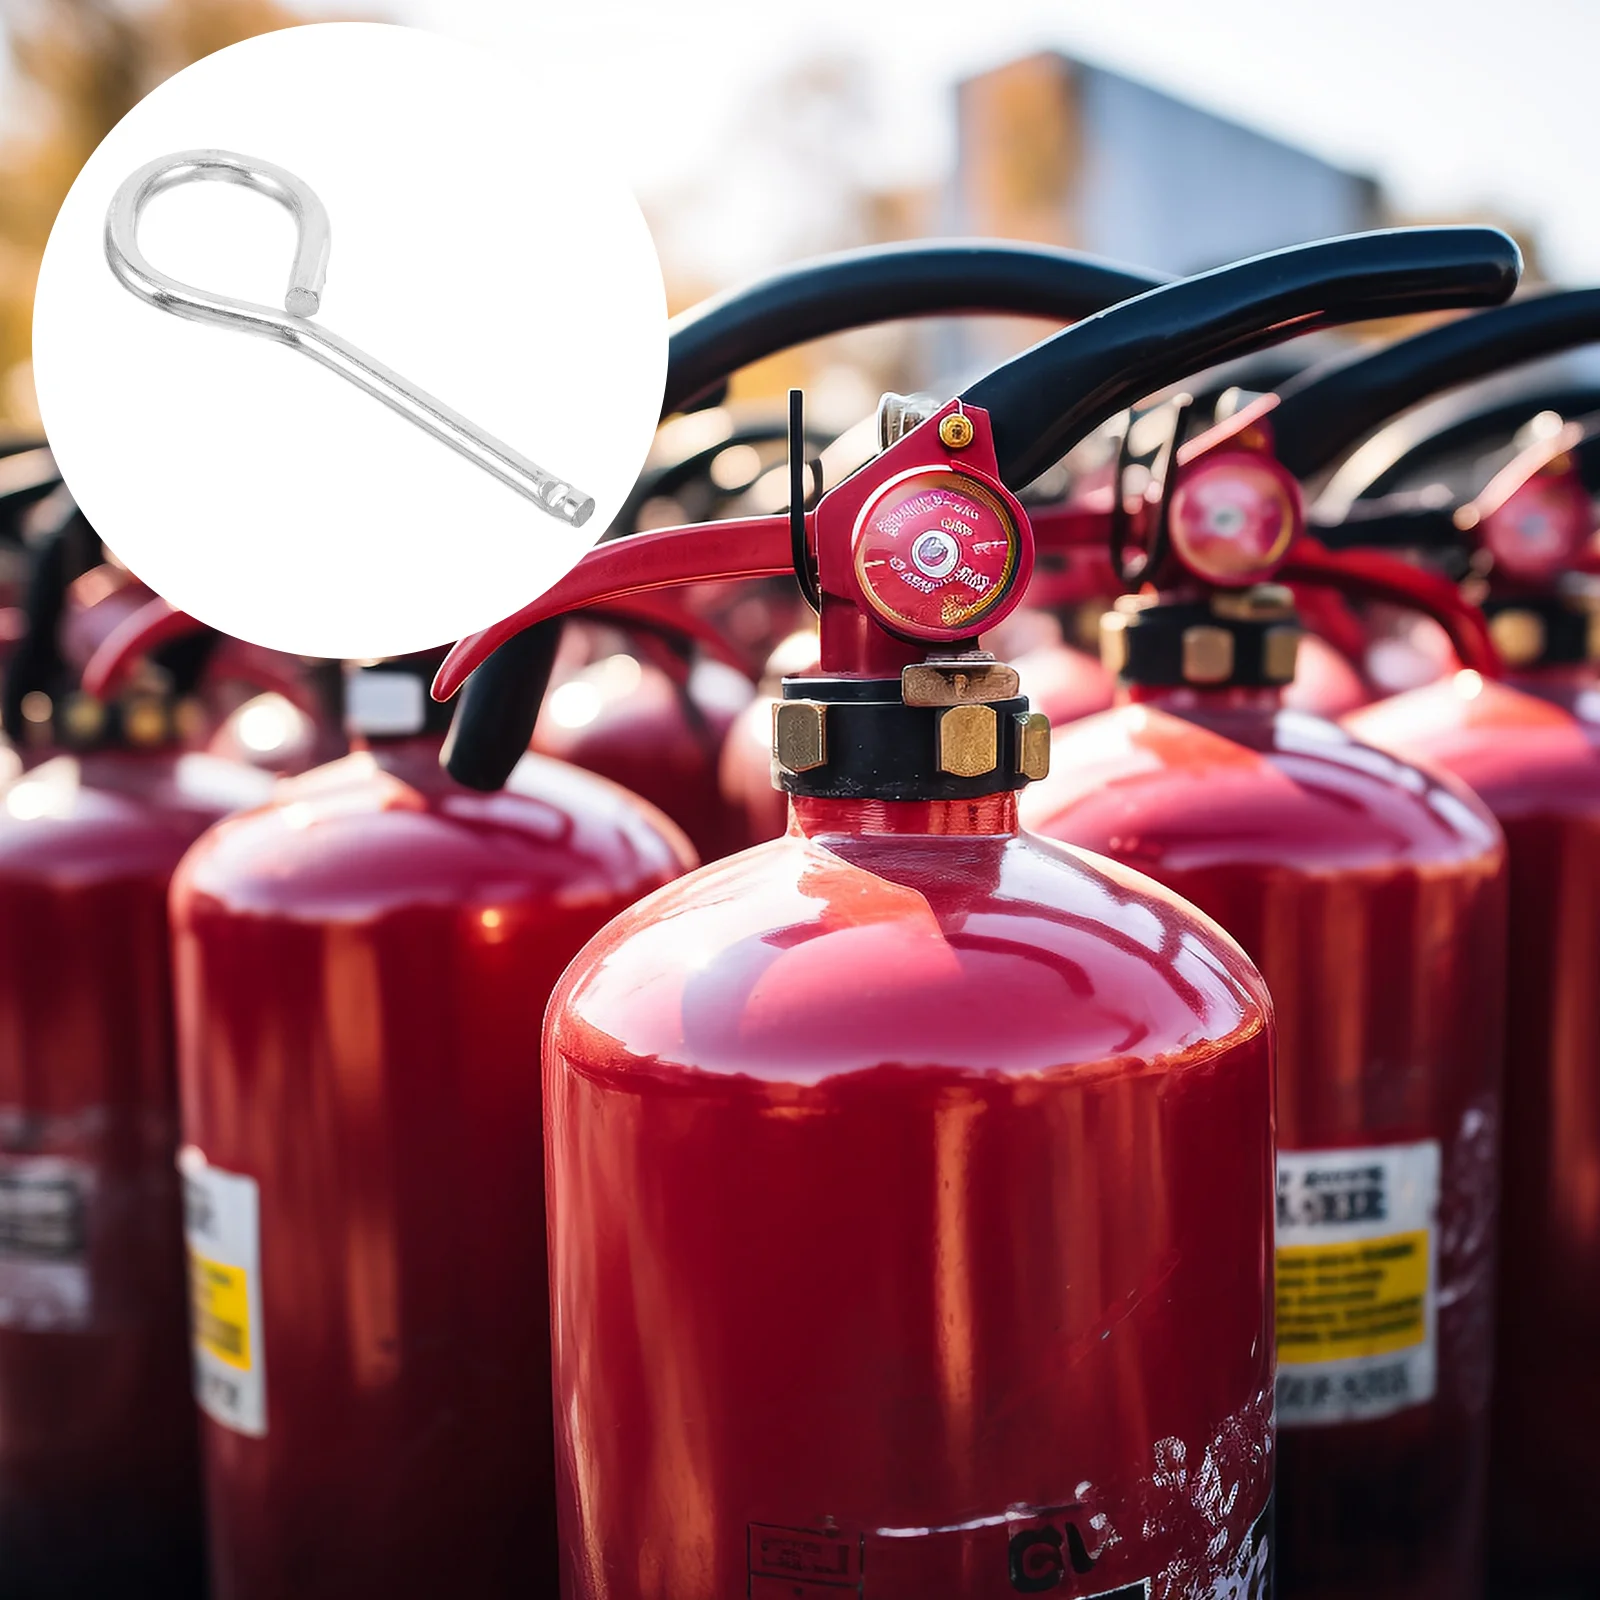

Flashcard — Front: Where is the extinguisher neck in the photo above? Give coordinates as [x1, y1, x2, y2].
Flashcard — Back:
[1101, 588, 1303, 695]
[789, 792, 1020, 839]
[1120, 682, 1285, 714]
[358, 733, 448, 770]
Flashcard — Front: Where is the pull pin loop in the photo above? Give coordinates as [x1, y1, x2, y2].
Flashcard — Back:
[105, 149, 594, 528]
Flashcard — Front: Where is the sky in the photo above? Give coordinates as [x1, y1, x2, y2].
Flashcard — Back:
[354, 0, 1600, 279]
[9, 0, 1600, 277]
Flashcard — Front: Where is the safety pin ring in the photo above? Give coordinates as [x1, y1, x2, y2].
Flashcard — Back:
[104, 149, 595, 528]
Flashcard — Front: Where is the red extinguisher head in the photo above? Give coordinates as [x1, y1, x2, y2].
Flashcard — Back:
[439, 226, 1519, 791]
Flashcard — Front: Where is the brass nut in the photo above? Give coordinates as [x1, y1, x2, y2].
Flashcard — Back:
[1182, 626, 1235, 684]
[937, 704, 998, 777]
[1211, 584, 1295, 622]
[1100, 611, 1131, 676]
[1262, 624, 1303, 683]
[174, 697, 208, 744]
[122, 696, 170, 748]
[902, 660, 1020, 707]
[1015, 712, 1050, 782]
[1488, 609, 1545, 668]
[60, 693, 105, 743]
[938, 412, 975, 450]
[772, 700, 827, 774]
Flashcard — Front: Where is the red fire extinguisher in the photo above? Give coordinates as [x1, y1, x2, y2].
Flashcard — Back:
[1021, 389, 1514, 1598]
[1332, 413, 1600, 1596]
[1203, 286, 1600, 1596]
[533, 632, 756, 860]
[435, 226, 1518, 1599]
[145, 623, 695, 1598]
[85, 596, 347, 779]
[0, 507, 275, 1598]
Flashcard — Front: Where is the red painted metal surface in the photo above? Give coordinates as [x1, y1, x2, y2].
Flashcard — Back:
[0, 749, 273, 1597]
[1347, 668, 1600, 1595]
[1012, 637, 1117, 726]
[534, 650, 754, 863]
[717, 632, 820, 851]
[545, 792, 1277, 1599]
[170, 739, 694, 1600]
[1283, 634, 1371, 719]
[1023, 693, 1506, 1600]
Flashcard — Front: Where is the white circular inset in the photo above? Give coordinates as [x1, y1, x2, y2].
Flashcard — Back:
[910, 530, 960, 579]
[32, 23, 667, 660]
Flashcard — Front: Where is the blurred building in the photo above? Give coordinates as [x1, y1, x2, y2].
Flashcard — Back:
[951, 52, 1384, 275]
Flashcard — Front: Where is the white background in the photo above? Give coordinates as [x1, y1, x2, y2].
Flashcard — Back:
[30, 22, 667, 661]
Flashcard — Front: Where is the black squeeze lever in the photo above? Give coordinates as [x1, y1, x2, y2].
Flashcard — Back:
[962, 227, 1521, 491]
[664, 240, 1168, 417]
[1270, 286, 1600, 481]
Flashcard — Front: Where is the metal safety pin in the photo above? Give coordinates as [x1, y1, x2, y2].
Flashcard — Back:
[104, 149, 595, 528]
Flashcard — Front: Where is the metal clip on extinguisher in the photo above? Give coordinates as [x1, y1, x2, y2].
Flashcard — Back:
[433, 225, 1517, 1600]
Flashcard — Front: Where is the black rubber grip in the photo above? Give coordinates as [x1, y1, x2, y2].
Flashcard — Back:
[1271, 286, 1600, 480]
[1310, 489, 1465, 552]
[1355, 384, 1600, 499]
[440, 621, 563, 792]
[664, 240, 1168, 417]
[962, 227, 1521, 491]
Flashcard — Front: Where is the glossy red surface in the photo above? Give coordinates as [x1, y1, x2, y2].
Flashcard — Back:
[0, 750, 273, 1597]
[716, 685, 786, 848]
[1012, 639, 1116, 727]
[535, 652, 754, 862]
[545, 793, 1276, 1599]
[1024, 694, 1506, 1600]
[1348, 669, 1600, 1593]
[1283, 635, 1371, 720]
[717, 633, 823, 851]
[171, 741, 694, 1600]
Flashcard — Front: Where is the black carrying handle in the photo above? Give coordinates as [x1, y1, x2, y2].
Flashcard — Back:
[962, 227, 1521, 491]
[441, 622, 563, 790]
[664, 240, 1168, 417]
[1309, 488, 1465, 552]
[1356, 384, 1600, 499]
[0, 444, 63, 544]
[1, 497, 100, 742]
[1270, 286, 1600, 481]
[447, 229, 1518, 793]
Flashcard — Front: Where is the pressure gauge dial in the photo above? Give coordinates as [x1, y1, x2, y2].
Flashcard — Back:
[852, 467, 1024, 643]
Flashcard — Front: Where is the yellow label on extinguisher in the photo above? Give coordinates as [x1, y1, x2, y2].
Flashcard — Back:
[189, 1252, 252, 1370]
[1275, 1139, 1439, 1427]
[179, 1147, 266, 1437]
[1277, 1229, 1429, 1362]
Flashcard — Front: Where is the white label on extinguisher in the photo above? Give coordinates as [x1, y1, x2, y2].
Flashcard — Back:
[179, 1147, 266, 1437]
[1275, 1139, 1439, 1426]
[0, 1155, 94, 1330]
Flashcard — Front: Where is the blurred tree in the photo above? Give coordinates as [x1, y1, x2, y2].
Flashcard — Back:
[0, 0, 310, 427]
